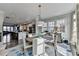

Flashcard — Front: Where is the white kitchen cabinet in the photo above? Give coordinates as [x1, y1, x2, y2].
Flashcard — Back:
[33, 37, 45, 56]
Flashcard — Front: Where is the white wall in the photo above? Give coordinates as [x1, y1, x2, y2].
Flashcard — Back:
[0, 11, 4, 32]
[64, 14, 72, 43]
[0, 11, 4, 43]
[77, 4, 79, 54]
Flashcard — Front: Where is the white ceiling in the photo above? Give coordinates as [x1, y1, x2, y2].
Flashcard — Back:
[0, 3, 76, 24]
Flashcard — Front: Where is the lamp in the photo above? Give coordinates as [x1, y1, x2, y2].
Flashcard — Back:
[38, 4, 42, 20]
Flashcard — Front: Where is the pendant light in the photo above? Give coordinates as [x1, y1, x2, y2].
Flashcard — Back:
[38, 4, 41, 20]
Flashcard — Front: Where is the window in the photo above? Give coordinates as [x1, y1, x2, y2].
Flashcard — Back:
[56, 19, 65, 32]
[3, 26, 7, 31]
[7, 26, 10, 31]
[42, 22, 47, 32]
[48, 22, 54, 27]
[10, 27, 13, 32]
[3, 34, 11, 43]
[7, 34, 10, 42]
[3, 26, 14, 32]
[3, 35, 7, 43]
[48, 22, 55, 32]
